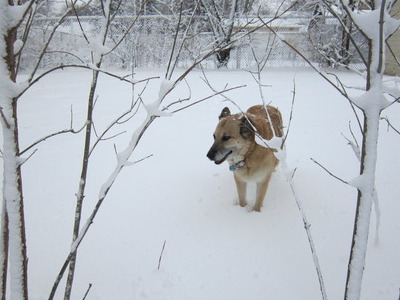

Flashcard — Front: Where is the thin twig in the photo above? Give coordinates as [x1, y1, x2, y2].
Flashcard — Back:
[381, 116, 400, 134]
[323, 0, 369, 67]
[168, 2, 199, 79]
[0, 107, 11, 129]
[288, 173, 328, 300]
[168, 85, 246, 114]
[28, 0, 89, 82]
[124, 154, 153, 167]
[70, 1, 91, 45]
[20, 124, 86, 156]
[200, 66, 245, 113]
[88, 93, 144, 157]
[103, 0, 149, 56]
[20, 64, 159, 100]
[311, 158, 349, 185]
[157, 240, 167, 270]
[281, 78, 296, 149]
[166, 1, 184, 80]
[15, 4, 37, 75]
[348, 121, 360, 151]
[258, 15, 350, 100]
[82, 283, 92, 300]
[18, 149, 38, 166]
[386, 42, 400, 70]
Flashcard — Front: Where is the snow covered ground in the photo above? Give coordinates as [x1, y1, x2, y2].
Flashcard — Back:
[11, 68, 400, 299]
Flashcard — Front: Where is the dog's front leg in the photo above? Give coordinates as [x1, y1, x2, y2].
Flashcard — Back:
[234, 173, 247, 207]
[254, 172, 273, 212]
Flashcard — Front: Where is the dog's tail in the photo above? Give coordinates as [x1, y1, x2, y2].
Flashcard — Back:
[246, 105, 283, 140]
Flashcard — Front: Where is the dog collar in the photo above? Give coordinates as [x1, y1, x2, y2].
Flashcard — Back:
[229, 160, 245, 171]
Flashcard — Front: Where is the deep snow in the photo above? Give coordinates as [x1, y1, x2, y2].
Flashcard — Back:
[6, 68, 400, 299]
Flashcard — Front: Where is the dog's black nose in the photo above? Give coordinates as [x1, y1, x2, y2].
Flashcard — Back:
[207, 149, 216, 160]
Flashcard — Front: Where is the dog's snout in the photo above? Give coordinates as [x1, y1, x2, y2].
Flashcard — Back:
[207, 147, 216, 160]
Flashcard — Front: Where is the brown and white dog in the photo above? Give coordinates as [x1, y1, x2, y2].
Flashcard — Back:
[207, 105, 283, 211]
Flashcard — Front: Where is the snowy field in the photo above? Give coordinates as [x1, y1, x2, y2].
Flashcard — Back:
[11, 68, 400, 299]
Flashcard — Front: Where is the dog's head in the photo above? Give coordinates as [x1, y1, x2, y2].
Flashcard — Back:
[207, 107, 255, 165]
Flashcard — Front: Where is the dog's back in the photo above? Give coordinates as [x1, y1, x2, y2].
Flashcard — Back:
[246, 105, 283, 140]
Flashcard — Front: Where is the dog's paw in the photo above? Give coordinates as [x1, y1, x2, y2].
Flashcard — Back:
[233, 199, 248, 208]
[252, 205, 262, 212]
[239, 201, 247, 208]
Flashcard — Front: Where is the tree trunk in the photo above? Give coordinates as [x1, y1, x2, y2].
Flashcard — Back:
[0, 198, 9, 300]
[340, 15, 352, 66]
[0, 99, 29, 300]
[216, 48, 232, 67]
[0, 12, 29, 300]
[344, 4, 386, 294]
[345, 110, 380, 300]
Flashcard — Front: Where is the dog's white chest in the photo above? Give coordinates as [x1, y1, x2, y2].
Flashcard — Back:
[235, 165, 269, 183]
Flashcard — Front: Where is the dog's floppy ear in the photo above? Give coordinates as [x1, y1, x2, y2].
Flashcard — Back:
[219, 107, 230, 120]
[240, 117, 254, 139]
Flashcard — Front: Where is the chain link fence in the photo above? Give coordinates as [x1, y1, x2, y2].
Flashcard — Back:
[20, 15, 368, 72]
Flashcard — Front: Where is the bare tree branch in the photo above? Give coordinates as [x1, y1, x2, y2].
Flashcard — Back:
[258, 16, 350, 100]
[311, 158, 349, 185]
[17, 63, 159, 99]
[27, 0, 92, 83]
[386, 42, 400, 70]
[81, 283, 92, 300]
[322, 0, 369, 67]
[157, 240, 167, 270]
[20, 124, 86, 156]
[0, 107, 11, 130]
[103, 0, 149, 56]
[281, 79, 296, 149]
[166, 1, 184, 80]
[381, 115, 400, 134]
[168, 84, 246, 114]
[288, 172, 328, 300]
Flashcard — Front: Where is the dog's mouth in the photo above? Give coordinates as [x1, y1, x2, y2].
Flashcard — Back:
[214, 150, 233, 165]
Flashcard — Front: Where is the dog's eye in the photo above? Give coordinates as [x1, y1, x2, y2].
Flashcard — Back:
[222, 135, 231, 141]
[213, 134, 216, 140]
